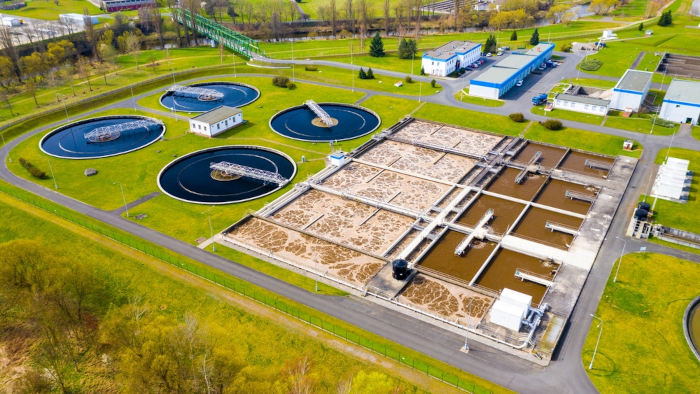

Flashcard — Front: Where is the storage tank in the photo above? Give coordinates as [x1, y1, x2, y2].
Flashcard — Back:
[392, 259, 411, 280]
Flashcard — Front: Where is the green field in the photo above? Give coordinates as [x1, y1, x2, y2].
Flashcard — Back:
[611, 0, 650, 17]
[603, 114, 678, 135]
[0, 189, 433, 393]
[414, 103, 527, 136]
[646, 147, 700, 233]
[524, 123, 642, 157]
[1, 0, 101, 19]
[582, 253, 700, 393]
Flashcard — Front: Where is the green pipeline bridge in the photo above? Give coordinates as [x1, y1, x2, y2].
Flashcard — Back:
[172, 8, 265, 59]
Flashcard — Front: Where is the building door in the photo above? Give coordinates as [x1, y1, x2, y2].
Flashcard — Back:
[686, 117, 693, 124]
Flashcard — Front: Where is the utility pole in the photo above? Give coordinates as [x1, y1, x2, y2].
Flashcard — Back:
[463, 298, 474, 352]
[351, 42, 355, 92]
[0, 132, 10, 162]
[588, 314, 604, 370]
[613, 236, 626, 283]
[291, 37, 295, 83]
[117, 182, 129, 217]
[208, 213, 216, 252]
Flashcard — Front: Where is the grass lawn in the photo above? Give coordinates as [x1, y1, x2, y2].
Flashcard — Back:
[635, 52, 663, 72]
[531, 106, 604, 126]
[455, 91, 504, 107]
[643, 148, 700, 233]
[611, 0, 649, 17]
[603, 114, 678, 135]
[330, 52, 423, 75]
[9, 77, 367, 244]
[562, 78, 617, 89]
[582, 253, 700, 393]
[0, 189, 433, 393]
[414, 103, 527, 136]
[692, 125, 700, 141]
[1, 0, 101, 19]
[524, 123, 642, 158]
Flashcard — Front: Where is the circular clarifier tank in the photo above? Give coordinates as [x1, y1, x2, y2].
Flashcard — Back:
[40, 115, 165, 159]
[269, 102, 380, 142]
[157, 146, 297, 205]
[159, 82, 260, 112]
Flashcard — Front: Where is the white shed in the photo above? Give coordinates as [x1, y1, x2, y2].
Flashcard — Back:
[488, 288, 532, 331]
[189, 106, 243, 138]
[610, 69, 652, 112]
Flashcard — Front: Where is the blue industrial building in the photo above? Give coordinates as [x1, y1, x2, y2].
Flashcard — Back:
[469, 43, 555, 99]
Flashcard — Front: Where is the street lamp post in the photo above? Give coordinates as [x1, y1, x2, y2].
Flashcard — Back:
[208, 213, 216, 252]
[1, 132, 10, 162]
[588, 314, 604, 370]
[47, 159, 58, 190]
[613, 236, 627, 283]
[117, 182, 129, 218]
[56, 92, 68, 121]
[463, 298, 474, 352]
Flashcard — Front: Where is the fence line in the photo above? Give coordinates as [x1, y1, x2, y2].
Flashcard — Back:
[0, 182, 492, 394]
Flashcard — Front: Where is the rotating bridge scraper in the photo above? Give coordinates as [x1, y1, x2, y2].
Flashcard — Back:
[173, 8, 265, 59]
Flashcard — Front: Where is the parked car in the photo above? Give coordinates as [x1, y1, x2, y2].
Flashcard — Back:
[486, 52, 492, 57]
[516, 80, 524, 87]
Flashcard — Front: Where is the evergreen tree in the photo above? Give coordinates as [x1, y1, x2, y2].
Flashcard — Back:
[369, 32, 385, 57]
[658, 10, 672, 26]
[529, 28, 539, 46]
[420, 66, 425, 75]
[510, 30, 517, 41]
[367, 67, 374, 79]
[638, 22, 644, 31]
[359, 67, 367, 79]
[484, 34, 497, 54]
[398, 38, 417, 59]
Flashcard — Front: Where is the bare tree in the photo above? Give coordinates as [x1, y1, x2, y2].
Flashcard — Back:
[184, 0, 200, 45]
[151, 6, 165, 48]
[384, 0, 391, 35]
[84, 8, 98, 60]
[0, 26, 21, 82]
[76, 56, 92, 91]
[330, 0, 337, 36]
[345, 0, 355, 34]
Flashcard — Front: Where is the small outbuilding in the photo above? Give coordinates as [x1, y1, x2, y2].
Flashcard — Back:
[553, 93, 610, 116]
[659, 79, 700, 125]
[610, 69, 653, 112]
[489, 288, 532, 331]
[59, 13, 99, 27]
[189, 106, 243, 138]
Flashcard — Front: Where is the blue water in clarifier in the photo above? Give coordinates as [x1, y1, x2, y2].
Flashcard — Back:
[159, 82, 259, 112]
[269, 103, 380, 142]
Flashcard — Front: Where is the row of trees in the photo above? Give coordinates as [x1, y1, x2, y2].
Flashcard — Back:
[0, 240, 409, 393]
[483, 28, 539, 54]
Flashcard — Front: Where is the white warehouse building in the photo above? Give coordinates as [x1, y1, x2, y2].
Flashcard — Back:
[189, 106, 243, 138]
[553, 93, 610, 116]
[659, 79, 700, 125]
[609, 69, 652, 112]
[421, 41, 482, 77]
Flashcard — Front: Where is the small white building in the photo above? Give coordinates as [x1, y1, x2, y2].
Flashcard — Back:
[610, 69, 653, 112]
[489, 288, 532, 331]
[59, 13, 99, 27]
[659, 79, 700, 125]
[1, 15, 21, 27]
[329, 152, 347, 166]
[601, 30, 618, 40]
[553, 93, 610, 116]
[189, 106, 243, 138]
[421, 41, 482, 77]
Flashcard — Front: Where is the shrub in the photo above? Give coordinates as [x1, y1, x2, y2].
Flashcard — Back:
[430, 79, 437, 88]
[272, 76, 290, 88]
[655, 118, 675, 128]
[304, 65, 318, 71]
[509, 113, 525, 122]
[580, 58, 602, 71]
[286, 82, 296, 90]
[19, 158, 48, 179]
[560, 42, 572, 53]
[405, 75, 413, 83]
[542, 119, 563, 130]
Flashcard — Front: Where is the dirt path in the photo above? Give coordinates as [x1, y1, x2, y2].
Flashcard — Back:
[0, 191, 464, 394]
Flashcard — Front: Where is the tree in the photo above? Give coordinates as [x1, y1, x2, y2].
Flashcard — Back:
[510, 30, 517, 41]
[330, 0, 337, 36]
[398, 38, 417, 59]
[25, 78, 38, 107]
[359, 67, 367, 79]
[639, 22, 644, 31]
[589, 0, 618, 15]
[658, 10, 672, 26]
[547, 4, 569, 24]
[366, 67, 374, 79]
[0, 56, 14, 88]
[383, 0, 390, 34]
[529, 28, 539, 46]
[484, 34, 497, 54]
[20, 52, 44, 82]
[76, 56, 93, 91]
[369, 32, 384, 57]
[83, 8, 98, 60]
[118, 31, 142, 70]
[0, 25, 21, 82]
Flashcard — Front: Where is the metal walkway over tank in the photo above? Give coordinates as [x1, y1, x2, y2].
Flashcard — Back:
[565, 189, 596, 203]
[168, 84, 224, 101]
[585, 159, 612, 171]
[304, 100, 334, 127]
[210, 161, 288, 186]
[172, 8, 264, 59]
[454, 209, 494, 256]
[515, 151, 542, 184]
[84, 120, 152, 143]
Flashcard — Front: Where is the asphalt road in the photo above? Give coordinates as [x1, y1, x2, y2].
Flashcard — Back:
[2, 58, 699, 393]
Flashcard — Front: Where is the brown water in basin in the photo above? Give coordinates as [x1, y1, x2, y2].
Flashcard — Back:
[474, 249, 555, 305]
[419, 230, 497, 282]
[534, 179, 597, 215]
[513, 142, 567, 169]
[456, 194, 526, 235]
[486, 167, 547, 201]
[512, 206, 583, 250]
[558, 151, 614, 178]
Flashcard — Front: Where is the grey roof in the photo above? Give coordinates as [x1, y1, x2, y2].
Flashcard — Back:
[423, 41, 480, 60]
[614, 69, 652, 92]
[555, 93, 610, 106]
[526, 43, 554, 56]
[192, 106, 241, 124]
[472, 66, 520, 84]
[493, 54, 534, 69]
[664, 79, 700, 104]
